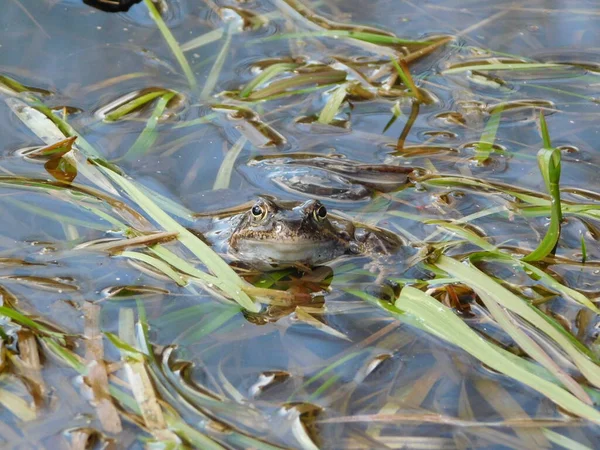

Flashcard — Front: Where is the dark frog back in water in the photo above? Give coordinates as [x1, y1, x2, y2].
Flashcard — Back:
[226, 197, 402, 270]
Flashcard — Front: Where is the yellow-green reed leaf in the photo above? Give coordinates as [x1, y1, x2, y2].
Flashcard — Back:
[317, 83, 348, 124]
[121, 251, 187, 286]
[382, 100, 402, 133]
[144, 0, 196, 90]
[470, 252, 600, 314]
[519, 260, 599, 313]
[479, 292, 591, 404]
[104, 90, 168, 122]
[213, 136, 247, 190]
[251, 30, 432, 46]
[123, 92, 175, 161]
[522, 147, 562, 261]
[42, 337, 87, 374]
[436, 256, 600, 388]
[0, 388, 36, 421]
[581, 234, 587, 264]
[247, 71, 346, 100]
[539, 110, 552, 149]
[425, 220, 496, 251]
[390, 58, 422, 102]
[475, 105, 504, 163]
[240, 62, 299, 98]
[97, 166, 259, 312]
[181, 28, 224, 52]
[443, 63, 564, 75]
[543, 430, 594, 450]
[0, 306, 64, 339]
[395, 286, 600, 423]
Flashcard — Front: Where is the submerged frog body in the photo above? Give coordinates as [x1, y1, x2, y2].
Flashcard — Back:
[226, 197, 401, 269]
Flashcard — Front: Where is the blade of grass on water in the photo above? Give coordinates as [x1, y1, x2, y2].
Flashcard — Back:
[181, 28, 225, 52]
[349, 287, 600, 422]
[391, 59, 423, 102]
[523, 113, 562, 261]
[213, 136, 247, 190]
[318, 83, 348, 124]
[475, 105, 504, 163]
[394, 287, 600, 422]
[97, 165, 259, 312]
[239, 62, 299, 98]
[122, 92, 175, 161]
[442, 63, 565, 75]
[435, 256, 600, 388]
[144, 0, 196, 90]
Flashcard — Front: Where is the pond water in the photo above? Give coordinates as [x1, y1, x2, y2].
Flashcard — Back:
[0, 0, 599, 448]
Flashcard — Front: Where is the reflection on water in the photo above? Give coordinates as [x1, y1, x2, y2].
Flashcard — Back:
[0, 0, 599, 448]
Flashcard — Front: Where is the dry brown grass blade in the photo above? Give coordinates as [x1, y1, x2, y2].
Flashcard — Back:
[11, 330, 46, 408]
[75, 231, 180, 254]
[83, 302, 123, 434]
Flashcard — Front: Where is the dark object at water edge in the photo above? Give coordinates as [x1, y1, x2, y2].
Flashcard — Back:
[83, 0, 143, 12]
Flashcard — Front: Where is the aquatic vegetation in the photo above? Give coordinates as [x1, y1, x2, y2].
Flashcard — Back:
[0, 0, 599, 448]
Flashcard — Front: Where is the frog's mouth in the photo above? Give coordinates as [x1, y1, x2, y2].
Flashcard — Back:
[231, 237, 343, 265]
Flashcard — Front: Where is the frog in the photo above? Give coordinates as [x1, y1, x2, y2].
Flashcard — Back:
[224, 196, 402, 270]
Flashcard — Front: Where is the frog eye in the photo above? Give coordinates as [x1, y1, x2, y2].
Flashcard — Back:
[313, 204, 327, 221]
[251, 204, 265, 220]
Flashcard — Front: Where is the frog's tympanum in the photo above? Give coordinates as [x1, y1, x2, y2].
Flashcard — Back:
[226, 197, 401, 269]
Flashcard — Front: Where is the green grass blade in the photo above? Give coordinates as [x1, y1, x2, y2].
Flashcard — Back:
[104, 90, 168, 122]
[122, 92, 175, 161]
[436, 256, 600, 388]
[475, 105, 504, 163]
[120, 251, 187, 286]
[390, 58, 422, 101]
[181, 28, 224, 52]
[394, 286, 600, 422]
[317, 83, 348, 124]
[239, 63, 299, 98]
[213, 136, 247, 190]
[542, 429, 593, 450]
[143, 0, 196, 90]
[479, 290, 591, 403]
[250, 30, 432, 46]
[97, 166, 259, 312]
[523, 114, 562, 261]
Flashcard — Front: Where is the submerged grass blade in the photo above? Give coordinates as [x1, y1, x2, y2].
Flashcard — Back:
[181, 28, 224, 52]
[318, 83, 348, 124]
[475, 105, 504, 163]
[213, 136, 247, 190]
[394, 287, 600, 422]
[104, 90, 168, 122]
[251, 30, 432, 46]
[143, 0, 196, 90]
[240, 62, 299, 98]
[436, 256, 600, 388]
[479, 291, 591, 404]
[121, 251, 187, 286]
[122, 91, 176, 161]
[97, 166, 259, 312]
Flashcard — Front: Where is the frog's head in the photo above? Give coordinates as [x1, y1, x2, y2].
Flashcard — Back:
[228, 197, 348, 267]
